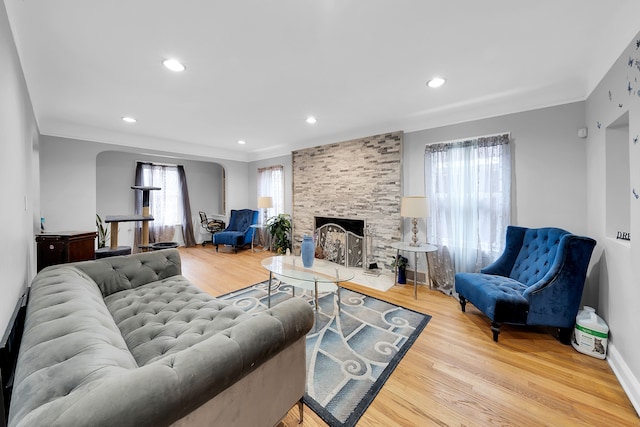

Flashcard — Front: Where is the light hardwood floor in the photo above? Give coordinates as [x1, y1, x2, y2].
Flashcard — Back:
[178, 246, 639, 426]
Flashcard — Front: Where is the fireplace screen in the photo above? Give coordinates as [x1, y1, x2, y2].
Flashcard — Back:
[314, 218, 364, 268]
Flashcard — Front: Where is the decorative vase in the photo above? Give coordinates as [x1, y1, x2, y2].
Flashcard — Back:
[398, 267, 407, 284]
[301, 235, 315, 268]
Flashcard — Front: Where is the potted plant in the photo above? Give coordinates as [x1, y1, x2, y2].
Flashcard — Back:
[266, 214, 292, 255]
[96, 214, 110, 249]
[391, 254, 409, 284]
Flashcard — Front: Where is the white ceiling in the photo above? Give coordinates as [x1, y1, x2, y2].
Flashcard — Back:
[5, 1, 640, 162]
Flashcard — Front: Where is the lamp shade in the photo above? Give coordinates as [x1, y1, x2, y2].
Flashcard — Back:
[400, 196, 428, 218]
[257, 196, 273, 209]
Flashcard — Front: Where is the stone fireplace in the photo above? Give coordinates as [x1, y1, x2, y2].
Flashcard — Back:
[292, 131, 403, 274]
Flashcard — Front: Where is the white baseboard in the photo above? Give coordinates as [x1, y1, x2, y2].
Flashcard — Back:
[607, 342, 640, 417]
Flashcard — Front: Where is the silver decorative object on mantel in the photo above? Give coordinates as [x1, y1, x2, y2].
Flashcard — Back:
[363, 224, 381, 276]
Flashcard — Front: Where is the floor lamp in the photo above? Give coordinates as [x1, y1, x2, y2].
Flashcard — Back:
[400, 196, 428, 246]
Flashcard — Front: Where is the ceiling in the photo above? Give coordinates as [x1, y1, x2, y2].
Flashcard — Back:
[5, 1, 640, 162]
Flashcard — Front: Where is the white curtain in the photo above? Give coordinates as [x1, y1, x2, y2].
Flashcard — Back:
[424, 134, 511, 295]
[135, 163, 183, 246]
[257, 165, 284, 221]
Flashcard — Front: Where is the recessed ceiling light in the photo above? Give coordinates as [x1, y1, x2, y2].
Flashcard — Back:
[237, 140, 246, 145]
[306, 116, 317, 124]
[122, 116, 136, 123]
[427, 77, 446, 88]
[162, 59, 186, 72]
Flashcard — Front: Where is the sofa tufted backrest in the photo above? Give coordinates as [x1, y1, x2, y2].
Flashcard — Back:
[9, 267, 139, 426]
[509, 227, 569, 286]
[70, 249, 181, 297]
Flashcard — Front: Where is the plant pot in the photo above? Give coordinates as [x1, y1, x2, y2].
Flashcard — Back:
[266, 214, 292, 255]
[398, 267, 407, 284]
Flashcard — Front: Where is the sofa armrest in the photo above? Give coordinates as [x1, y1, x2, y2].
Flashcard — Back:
[522, 235, 596, 327]
[149, 298, 313, 424]
[222, 297, 314, 373]
[480, 226, 527, 276]
[242, 210, 259, 244]
[162, 297, 314, 423]
[72, 249, 182, 297]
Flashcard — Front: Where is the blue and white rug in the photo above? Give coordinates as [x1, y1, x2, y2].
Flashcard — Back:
[218, 280, 431, 427]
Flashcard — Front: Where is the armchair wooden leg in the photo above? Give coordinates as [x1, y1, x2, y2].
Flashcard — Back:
[297, 398, 304, 424]
[459, 296, 467, 312]
[558, 327, 573, 345]
[491, 321, 501, 342]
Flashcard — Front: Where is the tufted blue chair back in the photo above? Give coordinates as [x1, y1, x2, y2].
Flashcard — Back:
[509, 228, 569, 286]
[227, 209, 255, 232]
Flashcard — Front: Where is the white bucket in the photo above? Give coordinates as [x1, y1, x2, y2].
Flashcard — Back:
[572, 306, 609, 359]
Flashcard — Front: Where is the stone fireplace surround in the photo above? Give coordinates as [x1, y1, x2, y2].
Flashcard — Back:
[292, 131, 403, 275]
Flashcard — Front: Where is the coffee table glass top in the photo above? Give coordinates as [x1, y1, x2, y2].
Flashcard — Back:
[261, 255, 355, 283]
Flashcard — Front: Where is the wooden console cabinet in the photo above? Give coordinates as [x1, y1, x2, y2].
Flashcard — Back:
[35, 231, 97, 272]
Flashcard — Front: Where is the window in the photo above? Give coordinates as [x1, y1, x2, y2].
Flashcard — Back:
[257, 165, 284, 219]
[424, 134, 511, 281]
[140, 164, 183, 226]
[134, 162, 196, 247]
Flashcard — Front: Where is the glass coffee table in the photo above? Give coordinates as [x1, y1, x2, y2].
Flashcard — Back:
[261, 255, 355, 328]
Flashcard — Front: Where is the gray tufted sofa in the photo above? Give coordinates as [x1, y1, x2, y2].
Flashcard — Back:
[8, 249, 314, 427]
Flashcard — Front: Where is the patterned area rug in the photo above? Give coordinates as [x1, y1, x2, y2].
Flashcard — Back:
[218, 280, 431, 427]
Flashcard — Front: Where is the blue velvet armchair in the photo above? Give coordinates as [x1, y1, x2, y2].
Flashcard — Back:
[213, 209, 259, 253]
[455, 226, 596, 342]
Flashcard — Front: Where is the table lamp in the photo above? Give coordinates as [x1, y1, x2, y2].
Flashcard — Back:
[257, 196, 273, 224]
[400, 196, 428, 246]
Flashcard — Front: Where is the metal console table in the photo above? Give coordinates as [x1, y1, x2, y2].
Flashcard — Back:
[390, 241, 437, 299]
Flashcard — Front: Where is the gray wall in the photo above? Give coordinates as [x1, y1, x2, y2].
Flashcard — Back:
[394, 101, 588, 276]
[585, 29, 640, 411]
[247, 154, 293, 215]
[40, 136, 250, 238]
[96, 151, 225, 247]
[0, 1, 40, 332]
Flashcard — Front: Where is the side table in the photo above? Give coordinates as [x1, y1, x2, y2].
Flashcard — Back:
[250, 224, 271, 252]
[390, 241, 437, 299]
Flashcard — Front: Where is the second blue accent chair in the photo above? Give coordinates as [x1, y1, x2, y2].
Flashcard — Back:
[455, 226, 596, 342]
[213, 209, 259, 253]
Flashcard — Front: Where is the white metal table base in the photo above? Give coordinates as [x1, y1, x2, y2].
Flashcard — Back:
[267, 271, 342, 329]
[394, 248, 434, 299]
